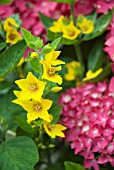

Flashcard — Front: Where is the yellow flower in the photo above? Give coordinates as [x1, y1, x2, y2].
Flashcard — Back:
[43, 115, 67, 138]
[13, 98, 52, 123]
[77, 16, 94, 34]
[51, 87, 62, 93]
[62, 21, 80, 40]
[40, 60, 62, 85]
[6, 28, 22, 44]
[44, 50, 65, 66]
[64, 61, 80, 81]
[4, 18, 19, 31]
[83, 68, 103, 82]
[15, 72, 46, 101]
[30, 52, 38, 59]
[17, 57, 24, 67]
[49, 16, 65, 33]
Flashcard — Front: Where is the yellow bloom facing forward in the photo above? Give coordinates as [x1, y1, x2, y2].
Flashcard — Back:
[83, 68, 103, 82]
[43, 115, 67, 138]
[4, 18, 19, 31]
[49, 16, 65, 33]
[6, 29, 22, 44]
[40, 60, 62, 85]
[13, 98, 52, 123]
[44, 50, 65, 66]
[62, 21, 80, 40]
[77, 16, 94, 34]
[15, 72, 46, 101]
[64, 61, 80, 81]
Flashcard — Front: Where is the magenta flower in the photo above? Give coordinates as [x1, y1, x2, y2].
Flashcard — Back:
[74, 0, 95, 16]
[59, 82, 114, 170]
[95, 0, 114, 13]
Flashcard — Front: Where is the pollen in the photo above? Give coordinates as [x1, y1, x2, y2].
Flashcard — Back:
[8, 32, 16, 40]
[29, 83, 38, 92]
[69, 31, 75, 37]
[34, 103, 41, 112]
[48, 68, 55, 76]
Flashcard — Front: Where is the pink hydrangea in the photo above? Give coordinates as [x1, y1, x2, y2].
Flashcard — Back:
[95, 0, 114, 14]
[59, 82, 114, 170]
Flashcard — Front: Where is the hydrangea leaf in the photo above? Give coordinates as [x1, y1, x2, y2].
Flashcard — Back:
[0, 0, 13, 4]
[64, 161, 85, 170]
[0, 40, 26, 77]
[0, 136, 39, 170]
[82, 10, 112, 41]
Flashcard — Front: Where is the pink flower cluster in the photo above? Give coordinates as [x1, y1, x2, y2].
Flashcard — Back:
[104, 15, 114, 93]
[59, 82, 114, 170]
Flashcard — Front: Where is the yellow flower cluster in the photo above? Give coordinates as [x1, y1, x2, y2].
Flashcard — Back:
[13, 50, 66, 138]
[64, 61, 81, 81]
[40, 50, 65, 85]
[4, 18, 22, 44]
[49, 15, 94, 40]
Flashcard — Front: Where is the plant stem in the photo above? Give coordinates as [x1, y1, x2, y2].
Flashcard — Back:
[74, 43, 85, 74]
[70, 3, 75, 25]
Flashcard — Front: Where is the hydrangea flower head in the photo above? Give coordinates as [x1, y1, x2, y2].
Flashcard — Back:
[59, 82, 114, 170]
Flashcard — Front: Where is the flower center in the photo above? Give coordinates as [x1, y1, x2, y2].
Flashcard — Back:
[34, 103, 41, 112]
[48, 68, 55, 76]
[8, 32, 16, 40]
[69, 31, 75, 37]
[47, 124, 53, 131]
[29, 83, 38, 92]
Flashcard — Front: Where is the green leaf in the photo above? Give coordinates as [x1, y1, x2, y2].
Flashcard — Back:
[0, 42, 6, 51]
[41, 37, 61, 55]
[51, 0, 76, 4]
[0, 136, 39, 170]
[83, 10, 112, 41]
[0, 40, 26, 78]
[30, 58, 42, 73]
[64, 161, 85, 170]
[0, 0, 13, 4]
[39, 12, 55, 29]
[14, 116, 35, 133]
[49, 106, 62, 125]
[87, 37, 104, 72]
[22, 28, 43, 50]
[0, 90, 23, 129]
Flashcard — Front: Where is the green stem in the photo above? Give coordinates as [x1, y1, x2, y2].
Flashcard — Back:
[70, 3, 75, 25]
[74, 43, 85, 74]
